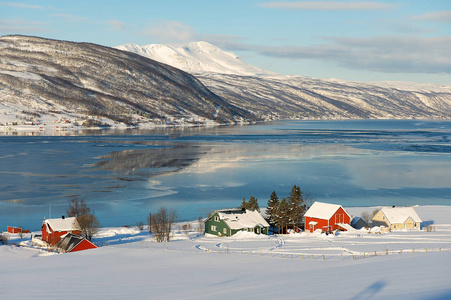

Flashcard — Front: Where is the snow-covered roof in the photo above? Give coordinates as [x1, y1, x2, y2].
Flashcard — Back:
[304, 201, 350, 220]
[43, 217, 80, 232]
[378, 207, 422, 224]
[215, 209, 269, 230]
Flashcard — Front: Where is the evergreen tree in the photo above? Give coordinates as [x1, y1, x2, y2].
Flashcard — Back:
[266, 190, 279, 227]
[240, 196, 259, 211]
[240, 197, 247, 210]
[288, 185, 304, 230]
[248, 196, 260, 212]
[277, 198, 290, 233]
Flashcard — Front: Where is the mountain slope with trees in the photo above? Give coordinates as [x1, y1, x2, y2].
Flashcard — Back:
[0, 35, 251, 127]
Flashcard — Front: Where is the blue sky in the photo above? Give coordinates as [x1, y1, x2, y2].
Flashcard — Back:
[1, 0, 450, 84]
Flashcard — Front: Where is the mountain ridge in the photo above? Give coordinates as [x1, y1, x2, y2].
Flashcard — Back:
[0, 35, 251, 129]
[116, 41, 451, 120]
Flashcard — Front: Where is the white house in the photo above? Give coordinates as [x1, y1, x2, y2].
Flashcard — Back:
[372, 207, 422, 230]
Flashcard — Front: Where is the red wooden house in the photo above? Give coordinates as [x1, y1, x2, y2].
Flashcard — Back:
[41, 216, 81, 246]
[56, 233, 97, 253]
[304, 201, 351, 233]
[7, 226, 22, 234]
[7, 226, 30, 234]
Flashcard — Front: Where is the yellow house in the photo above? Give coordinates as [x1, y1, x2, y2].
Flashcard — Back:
[372, 206, 422, 231]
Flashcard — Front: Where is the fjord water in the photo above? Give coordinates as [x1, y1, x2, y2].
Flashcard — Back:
[1, 120, 451, 230]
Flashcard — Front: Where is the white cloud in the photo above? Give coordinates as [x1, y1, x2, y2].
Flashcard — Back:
[0, 2, 43, 9]
[51, 14, 87, 23]
[0, 19, 48, 32]
[413, 11, 451, 23]
[141, 20, 195, 43]
[260, 1, 397, 11]
[106, 20, 126, 31]
[251, 36, 451, 74]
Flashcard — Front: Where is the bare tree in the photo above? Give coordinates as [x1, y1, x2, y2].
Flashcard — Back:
[67, 198, 100, 241]
[198, 216, 204, 233]
[151, 207, 177, 242]
[136, 221, 144, 231]
[361, 211, 371, 224]
[147, 211, 152, 234]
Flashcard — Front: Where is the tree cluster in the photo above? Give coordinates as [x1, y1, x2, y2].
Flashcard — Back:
[266, 185, 307, 233]
[240, 196, 260, 211]
[66, 198, 100, 241]
[148, 207, 177, 242]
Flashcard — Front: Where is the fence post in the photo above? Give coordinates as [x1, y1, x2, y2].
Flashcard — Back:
[363, 253, 365, 259]
[291, 254, 293, 259]
[302, 254, 304, 260]
[352, 255, 355, 260]
[281, 253, 283, 258]
[312, 255, 314, 260]
[323, 255, 325, 260]
[341, 254, 343, 260]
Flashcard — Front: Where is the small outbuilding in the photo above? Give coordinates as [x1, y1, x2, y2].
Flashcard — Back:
[205, 208, 269, 237]
[304, 201, 351, 233]
[350, 217, 368, 230]
[372, 206, 422, 231]
[7, 226, 22, 234]
[41, 216, 81, 246]
[56, 233, 97, 253]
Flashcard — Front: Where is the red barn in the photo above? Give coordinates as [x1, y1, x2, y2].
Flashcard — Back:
[7, 226, 22, 234]
[56, 233, 97, 253]
[304, 201, 351, 233]
[41, 216, 81, 246]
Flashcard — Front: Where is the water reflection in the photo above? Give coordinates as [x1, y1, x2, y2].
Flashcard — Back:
[94, 143, 210, 179]
[1, 120, 451, 230]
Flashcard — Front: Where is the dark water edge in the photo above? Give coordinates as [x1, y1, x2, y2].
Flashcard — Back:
[1, 119, 451, 230]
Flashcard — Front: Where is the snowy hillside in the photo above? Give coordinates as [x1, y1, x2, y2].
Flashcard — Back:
[2, 205, 451, 299]
[117, 41, 451, 120]
[197, 74, 451, 120]
[0, 35, 250, 131]
[115, 41, 277, 76]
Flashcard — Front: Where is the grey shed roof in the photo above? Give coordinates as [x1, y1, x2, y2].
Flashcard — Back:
[56, 233, 85, 252]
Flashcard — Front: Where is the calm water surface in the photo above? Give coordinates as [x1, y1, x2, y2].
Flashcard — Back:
[1, 119, 451, 230]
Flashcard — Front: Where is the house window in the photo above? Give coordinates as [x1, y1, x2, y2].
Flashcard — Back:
[223, 228, 227, 234]
[211, 225, 217, 232]
[214, 216, 219, 222]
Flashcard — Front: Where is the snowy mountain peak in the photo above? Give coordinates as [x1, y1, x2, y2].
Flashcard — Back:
[115, 41, 277, 76]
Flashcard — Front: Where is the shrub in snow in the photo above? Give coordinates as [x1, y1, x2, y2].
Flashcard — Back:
[0, 234, 7, 245]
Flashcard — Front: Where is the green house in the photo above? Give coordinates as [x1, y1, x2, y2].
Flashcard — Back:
[204, 208, 269, 237]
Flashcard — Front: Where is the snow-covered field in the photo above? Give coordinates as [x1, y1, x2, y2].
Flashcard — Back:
[2, 206, 451, 299]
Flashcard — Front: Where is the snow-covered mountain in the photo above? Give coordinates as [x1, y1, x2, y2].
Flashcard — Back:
[0, 35, 250, 128]
[115, 41, 276, 76]
[117, 41, 451, 120]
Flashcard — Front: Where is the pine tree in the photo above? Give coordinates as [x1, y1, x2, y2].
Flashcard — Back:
[277, 198, 290, 234]
[267, 190, 279, 227]
[288, 185, 304, 230]
[240, 196, 259, 211]
[240, 197, 247, 210]
[248, 196, 259, 212]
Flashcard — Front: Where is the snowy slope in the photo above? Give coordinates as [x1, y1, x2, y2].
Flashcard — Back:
[0, 35, 251, 130]
[117, 41, 451, 120]
[2, 205, 451, 299]
[115, 41, 277, 76]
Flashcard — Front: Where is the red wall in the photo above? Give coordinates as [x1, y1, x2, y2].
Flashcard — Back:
[8, 226, 22, 234]
[70, 239, 97, 252]
[306, 207, 351, 233]
[41, 224, 82, 246]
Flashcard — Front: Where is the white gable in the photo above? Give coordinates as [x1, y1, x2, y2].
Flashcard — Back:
[304, 201, 348, 220]
[43, 217, 80, 232]
[217, 209, 269, 230]
[380, 207, 422, 224]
